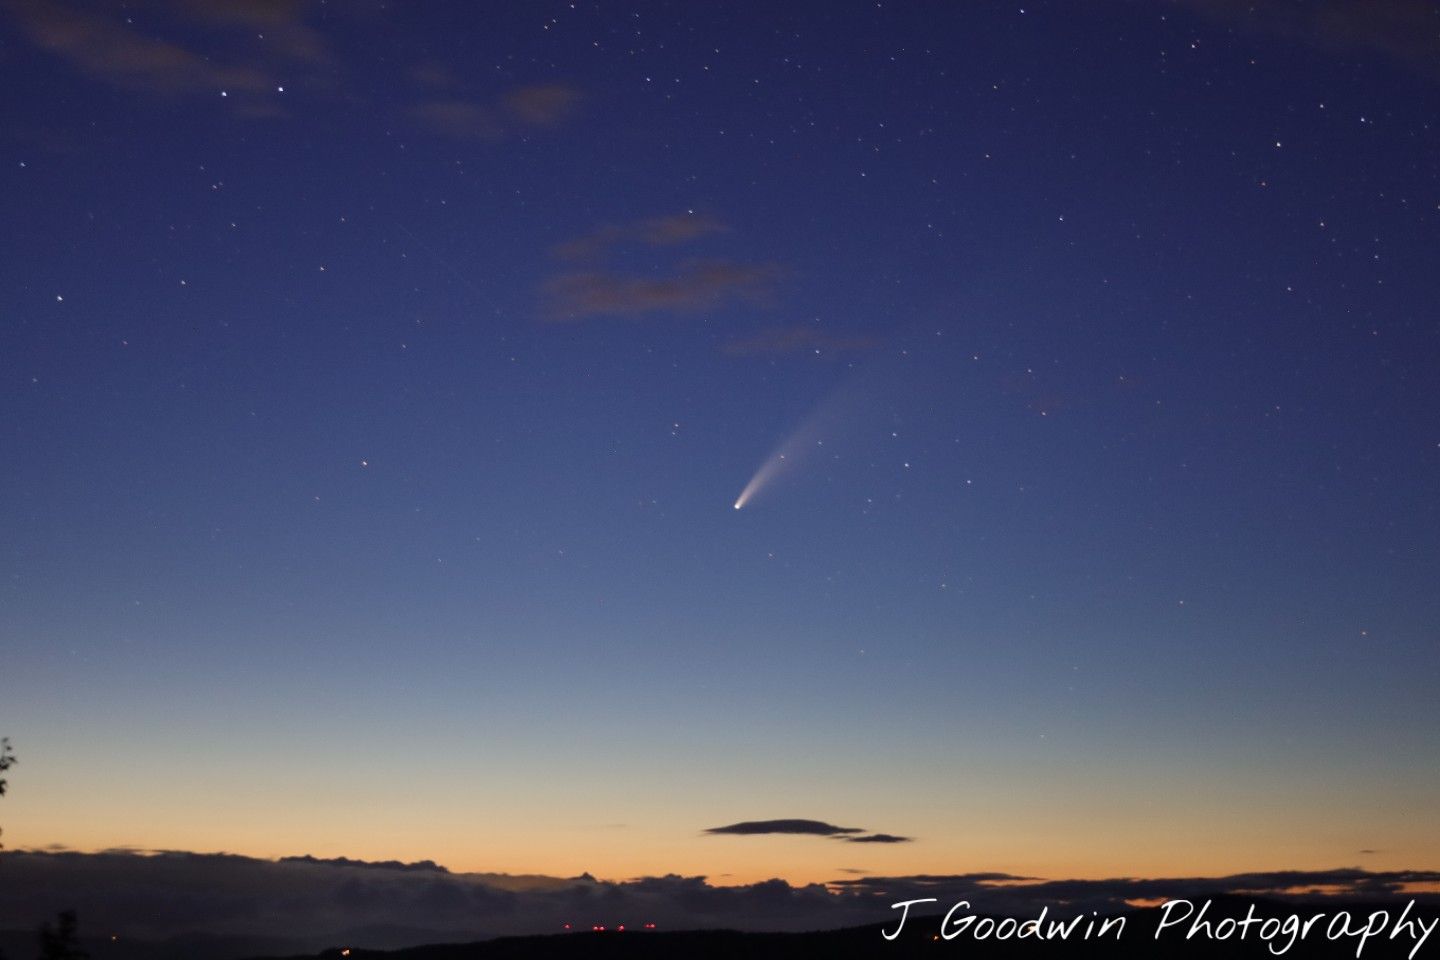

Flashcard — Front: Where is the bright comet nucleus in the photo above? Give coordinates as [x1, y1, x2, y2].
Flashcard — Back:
[731, 451, 789, 512]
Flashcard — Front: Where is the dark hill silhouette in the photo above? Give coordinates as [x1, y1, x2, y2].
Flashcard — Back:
[236, 897, 1433, 960]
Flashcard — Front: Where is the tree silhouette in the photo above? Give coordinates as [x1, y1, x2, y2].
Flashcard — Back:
[38, 910, 89, 960]
[0, 738, 11, 960]
[0, 737, 12, 851]
[0, 743, 91, 960]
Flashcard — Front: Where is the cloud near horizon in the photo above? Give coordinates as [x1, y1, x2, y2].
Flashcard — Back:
[844, 833, 913, 844]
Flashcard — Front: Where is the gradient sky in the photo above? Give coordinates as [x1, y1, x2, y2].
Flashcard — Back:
[2, 0, 1438, 888]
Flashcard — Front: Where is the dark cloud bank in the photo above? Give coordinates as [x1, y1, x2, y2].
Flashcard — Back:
[2, 849, 1437, 956]
[705, 819, 864, 837]
[704, 819, 912, 843]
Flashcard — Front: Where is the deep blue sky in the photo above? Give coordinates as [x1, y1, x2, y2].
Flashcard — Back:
[2, 0, 1438, 883]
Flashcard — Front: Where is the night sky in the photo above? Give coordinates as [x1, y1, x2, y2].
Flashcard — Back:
[3, 0, 1439, 890]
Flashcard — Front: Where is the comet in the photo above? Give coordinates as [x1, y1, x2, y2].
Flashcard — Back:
[732, 386, 851, 511]
[730, 339, 933, 511]
[732, 453, 790, 510]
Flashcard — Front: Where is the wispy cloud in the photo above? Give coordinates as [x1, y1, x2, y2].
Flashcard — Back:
[1, 0, 334, 102]
[169, 0, 335, 67]
[1162, 0, 1440, 81]
[409, 60, 457, 90]
[543, 214, 776, 322]
[410, 84, 583, 141]
[545, 260, 778, 321]
[2, 2, 581, 137]
[409, 100, 504, 140]
[554, 214, 729, 261]
[504, 83, 582, 127]
[4, 0, 274, 96]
